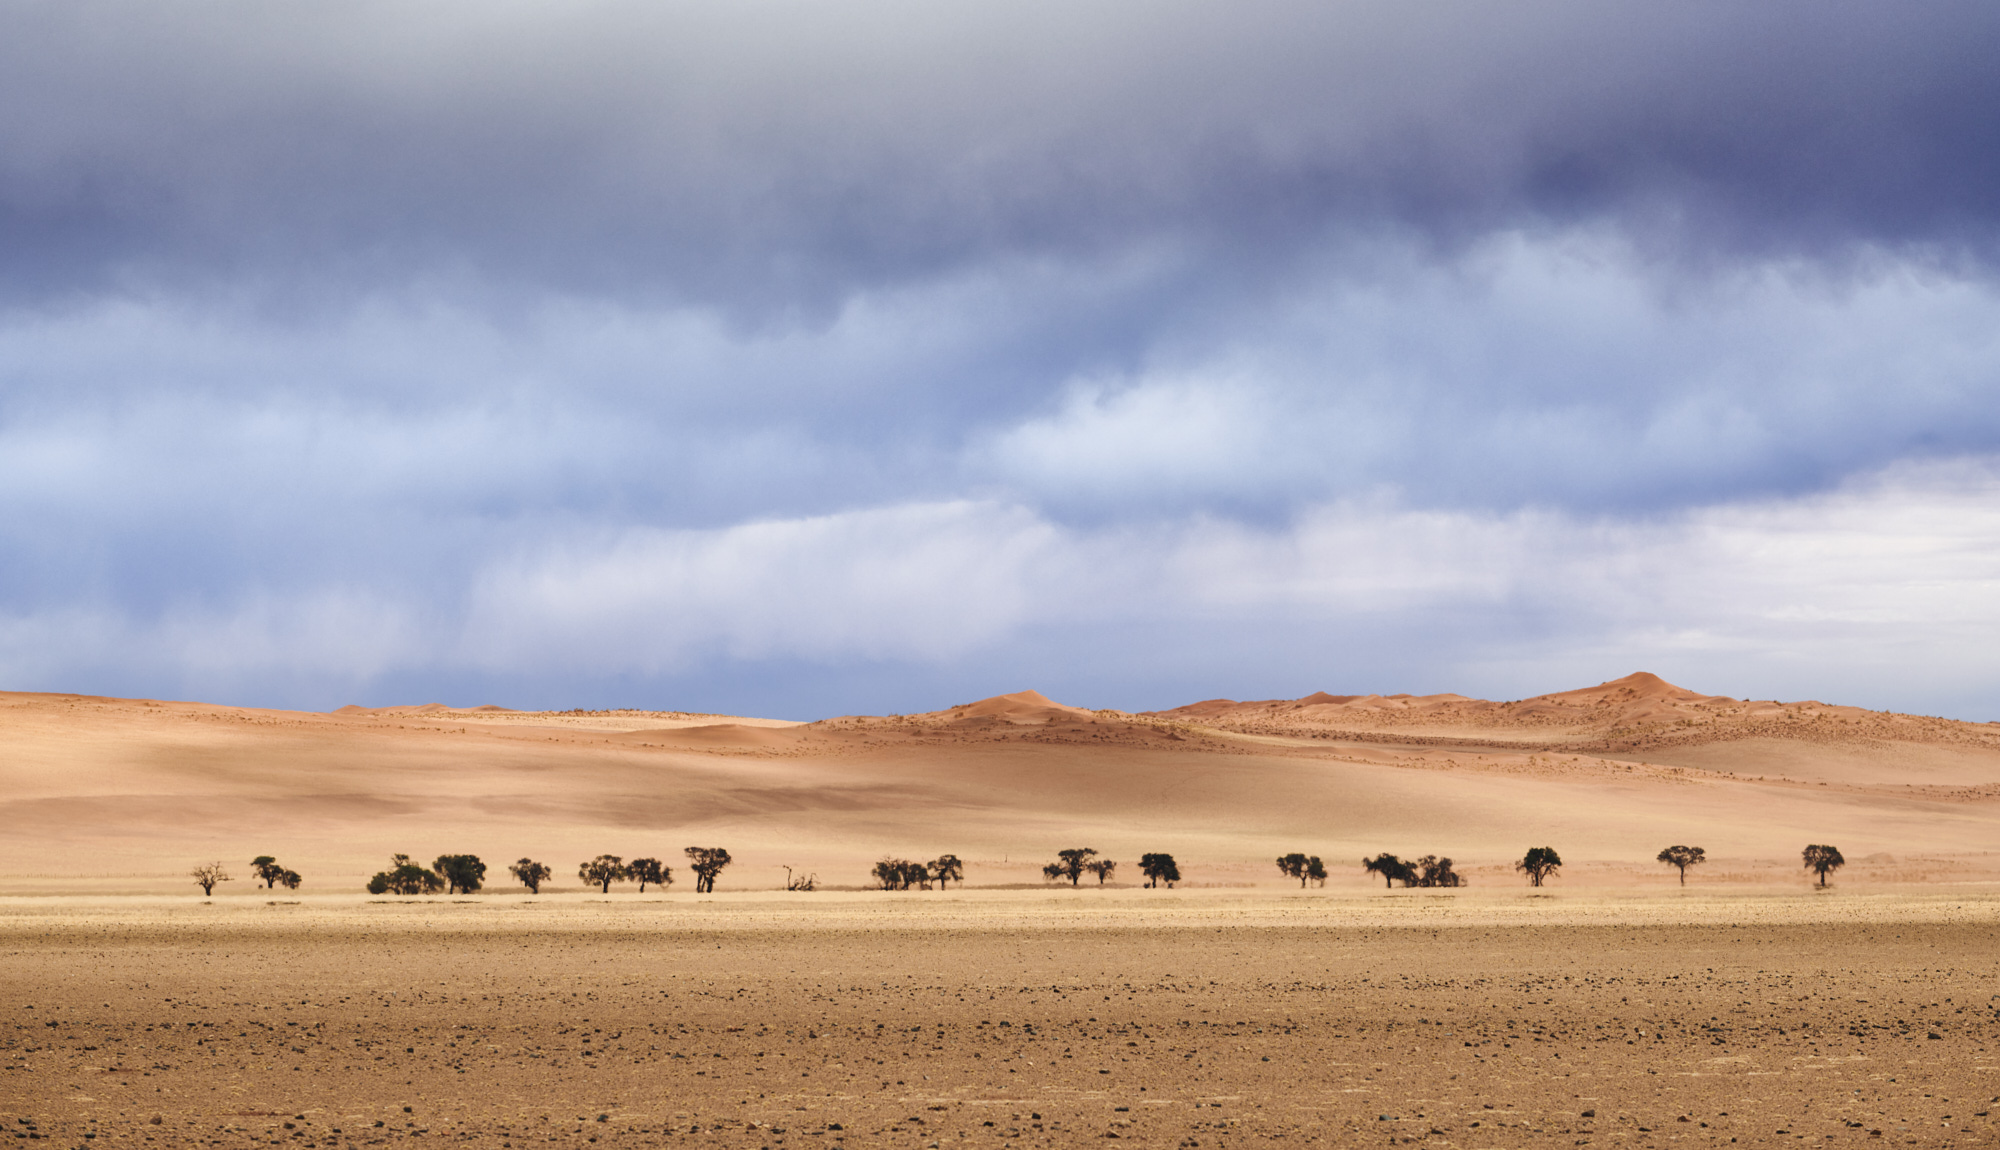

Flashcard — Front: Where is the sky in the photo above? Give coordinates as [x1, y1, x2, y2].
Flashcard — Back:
[5, 1, 2000, 719]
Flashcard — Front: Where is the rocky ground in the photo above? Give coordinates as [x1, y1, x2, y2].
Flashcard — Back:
[3, 894, 1997, 1148]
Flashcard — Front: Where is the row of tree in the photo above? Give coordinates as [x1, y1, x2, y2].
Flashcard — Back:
[189, 842, 1854, 896]
[871, 855, 964, 890]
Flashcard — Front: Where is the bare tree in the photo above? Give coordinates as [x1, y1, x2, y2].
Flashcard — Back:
[1362, 853, 1410, 888]
[579, 855, 628, 894]
[1657, 845, 1705, 885]
[191, 862, 230, 896]
[928, 854, 964, 890]
[1084, 858, 1118, 886]
[782, 866, 817, 891]
[1139, 853, 1180, 888]
[628, 857, 671, 893]
[1043, 848, 1096, 887]
[685, 847, 732, 893]
[1802, 844, 1845, 887]
[1516, 846, 1563, 887]
[508, 858, 552, 894]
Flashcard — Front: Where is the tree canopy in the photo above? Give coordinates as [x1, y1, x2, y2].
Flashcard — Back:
[1139, 852, 1180, 888]
[1276, 852, 1323, 887]
[1043, 848, 1096, 887]
[433, 854, 487, 895]
[508, 858, 552, 894]
[1802, 844, 1845, 887]
[368, 854, 443, 895]
[929, 854, 964, 889]
[872, 858, 928, 890]
[1516, 846, 1563, 886]
[579, 855, 628, 893]
[685, 847, 732, 893]
[1657, 845, 1706, 885]
[628, 857, 670, 893]
[1362, 852, 1409, 888]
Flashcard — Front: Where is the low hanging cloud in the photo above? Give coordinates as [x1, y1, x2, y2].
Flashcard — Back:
[12, 459, 1993, 716]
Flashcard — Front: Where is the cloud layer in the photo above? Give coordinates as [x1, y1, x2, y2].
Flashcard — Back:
[3, 3, 2000, 715]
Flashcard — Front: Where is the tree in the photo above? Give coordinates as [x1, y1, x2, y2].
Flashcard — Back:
[1084, 858, 1118, 886]
[1304, 856, 1328, 887]
[579, 855, 628, 894]
[1362, 853, 1410, 889]
[628, 858, 671, 893]
[873, 858, 916, 890]
[1139, 853, 1180, 888]
[1276, 853, 1311, 887]
[275, 868, 302, 891]
[782, 866, 817, 891]
[1410, 855, 1464, 888]
[1042, 848, 1096, 887]
[365, 855, 441, 895]
[928, 854, 964, 890]
[509, 858, 552, 894]
[433, 854, 487, 895]
[685, 847, 732, 893]
[1802, 844, 1845, 887]
[1516, 846, 1563, 887]
[368, 854, 443, 895]
[191, 862, 230, 896]
[1657, 845, 1706, 885]
[250, 856, 287, 889]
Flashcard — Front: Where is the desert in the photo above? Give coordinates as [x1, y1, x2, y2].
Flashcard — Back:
[4, 673, 1999, 1147]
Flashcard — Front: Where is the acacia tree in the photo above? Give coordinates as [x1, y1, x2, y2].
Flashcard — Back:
[629, 858, 671, 893]
[685, 847, 732, 893]
[249, 856, 293, 889]
[191, 862, 230, 896]
[509, 858, 552, 894]
[579, 855, 629, 894]
[873, 858, 922, 890]
[1084, 858, 1118, 886]
[1657, 845, 1706, 885]
[928, 855, 964, 890]
[368, 854, 443, 895]
[433, 855, 487, 894]
[1516, 846, 1563, 887]
[1304, 856, 1328, 887]
[1802, 844, 1845, 887]
[1042, 848, 1096, 887]
[1411, 855, 1465, 888]
[1362, 853, 1410, 889]
[274, 868, 302, 890]
[1275, 853, 1313, 887]
[1139, 853, 1180, 888]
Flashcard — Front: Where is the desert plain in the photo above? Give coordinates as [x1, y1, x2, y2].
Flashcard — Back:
[3, 673, 1998, 1146]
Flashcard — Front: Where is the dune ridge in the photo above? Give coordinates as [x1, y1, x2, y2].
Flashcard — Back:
[0, 673, 1995, 895]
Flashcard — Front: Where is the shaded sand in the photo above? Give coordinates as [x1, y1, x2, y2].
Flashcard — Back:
[0, 673, 1996, 897]
[2, 893, 1997, 1148]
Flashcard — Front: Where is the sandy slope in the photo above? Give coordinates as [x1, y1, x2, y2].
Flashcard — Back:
[0, 675, 1995, 896]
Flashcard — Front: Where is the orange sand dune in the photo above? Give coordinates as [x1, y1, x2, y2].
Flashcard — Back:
[0, 675, 1995, 897]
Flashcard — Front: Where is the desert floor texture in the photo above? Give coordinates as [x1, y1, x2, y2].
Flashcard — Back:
[2, 894, 1998, 1148]
[3, 672, 1998, 1145]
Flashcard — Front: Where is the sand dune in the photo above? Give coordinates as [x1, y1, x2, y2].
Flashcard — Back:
[0, 674, 1995, 896]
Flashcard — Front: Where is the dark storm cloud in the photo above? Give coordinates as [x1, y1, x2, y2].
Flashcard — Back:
[7, 1, 2000, 716]
[1, 1, 1997, 312]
